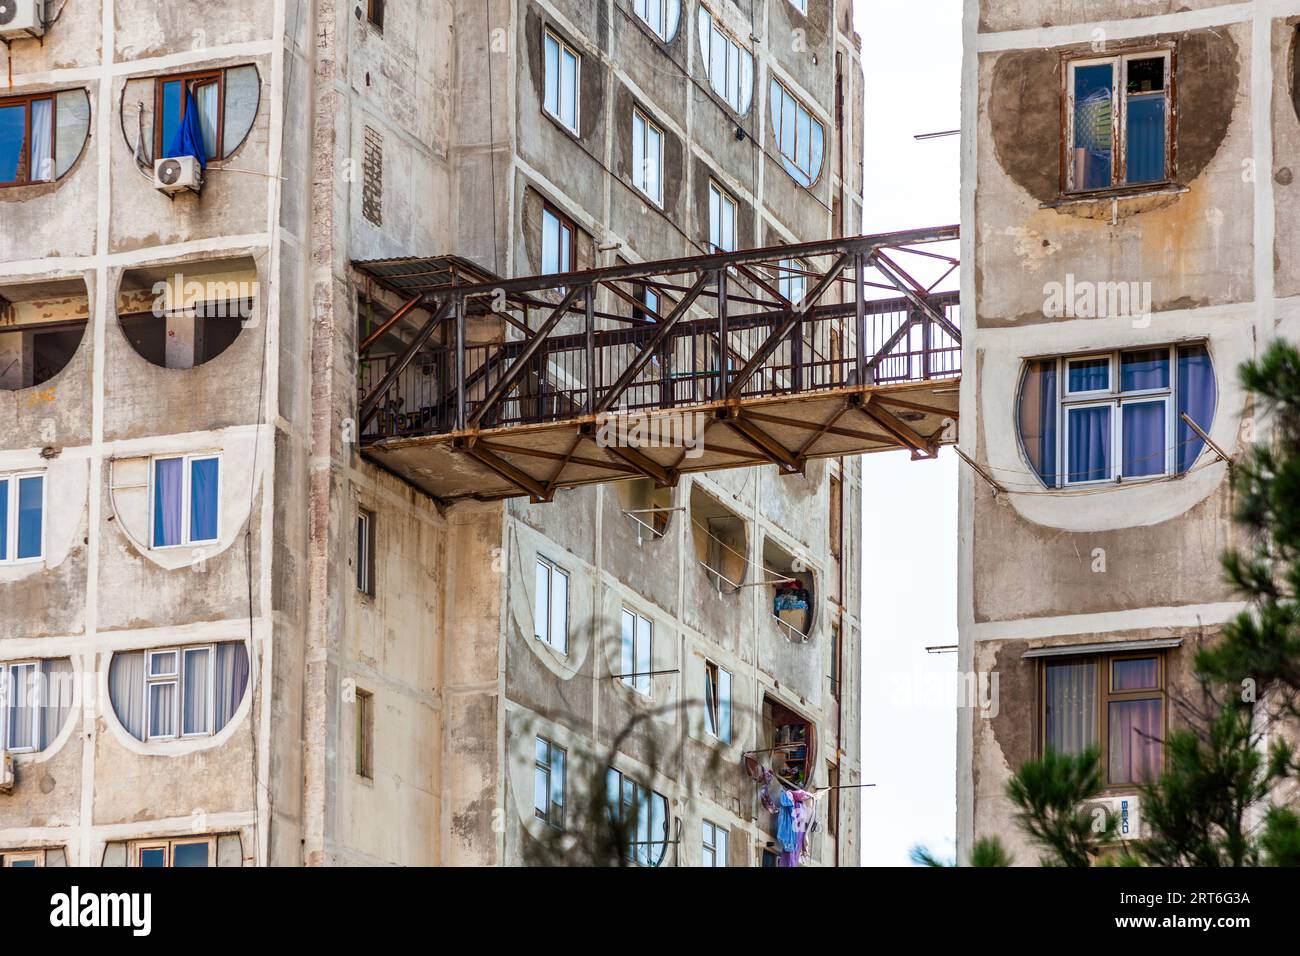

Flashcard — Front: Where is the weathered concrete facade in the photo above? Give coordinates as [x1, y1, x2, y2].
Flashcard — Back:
[1, 0, 863, 866]
[958, 0, 1298, 861]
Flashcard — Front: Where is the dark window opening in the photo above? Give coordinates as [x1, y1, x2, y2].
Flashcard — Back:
[368, 0, 385, 30]
[763, 696, 814, 789]
[119, 301, 249, 370]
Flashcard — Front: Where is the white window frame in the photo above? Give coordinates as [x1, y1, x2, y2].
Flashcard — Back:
[543, 28, 581, 134]
[770, 77, 826, 187]
[631, 108, 664, 206]
[132, 836, 215, 867]
[0, 472, 45, 565]
[149, 453, 222, 549]
[786, 0, 808, 15]
[698, 7, 753, 114]
[708, 180, 737, 253]
[620, 606, 654, 697]
[704, 659, 732, 744]
[778, 258, 808, 308]
[1, 661, 41, 754]
[533, 736, 566, 829]
[143, 644, 216, 741]
[541, 204, 575, 276]
[534, 555, 570, 654]
[1053, 346, 1178, 486]
[633, 0, 680, 41]
[702, 819, 728, 867]
[1064, 49, 1173, 194]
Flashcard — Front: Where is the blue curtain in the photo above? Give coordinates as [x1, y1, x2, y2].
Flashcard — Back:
[190, 458, 220, 542]
[16, 475, 42, 559]
[1177, 345, 1216, 473]
[0, 479, 7, 561]
[1122, 401, 1166, 478]
[1068, 406, 1111, 482]
[1121, 349, 1169, 391]
[1126, 96, 1166, 184]
[153, 459, 184, 547]
[1068, 359, 1109, 393]
[164, 88, 208, 167]
[1019, 361, 1057, 486]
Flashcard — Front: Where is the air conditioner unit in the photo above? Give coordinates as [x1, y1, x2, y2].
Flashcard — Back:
[1083, 794, 1142, 841]
[0, 751, 14, 794]
[0, 0, 44, 40]
[153, 156, 202, 194]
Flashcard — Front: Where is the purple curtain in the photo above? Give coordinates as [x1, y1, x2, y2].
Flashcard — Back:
[1122, 401, 1166, 478]
[1068, 406, 1111, 482]
[153, 459, 184, 546]
[1177, 345, 1216, 473]
[213, 642, 249, 730]
[1109, 699, 1162, 785]
[1019, 361, 1058, 486]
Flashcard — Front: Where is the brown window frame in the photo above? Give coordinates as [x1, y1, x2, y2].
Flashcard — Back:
[153, 69, 227, 164]
[1038, 651, 1167, 790]
[368, 0, 385, 30]
[1059, 43, 1177, 197]
[0, 92, 57, 188]
[355, 687, 374, 779]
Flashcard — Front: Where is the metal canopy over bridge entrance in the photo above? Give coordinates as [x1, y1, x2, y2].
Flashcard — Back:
[353, 226, 960, 505]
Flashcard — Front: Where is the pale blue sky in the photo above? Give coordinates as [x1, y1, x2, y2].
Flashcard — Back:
[855, 0, 963, 866]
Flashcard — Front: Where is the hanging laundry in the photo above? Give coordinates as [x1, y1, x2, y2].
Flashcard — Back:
[777, 790, 799, 853]
[166, 89, 209, 167]
[773, 585, 810, 613]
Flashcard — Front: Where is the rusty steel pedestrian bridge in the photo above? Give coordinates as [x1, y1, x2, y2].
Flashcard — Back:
[353, 225, 960, 505]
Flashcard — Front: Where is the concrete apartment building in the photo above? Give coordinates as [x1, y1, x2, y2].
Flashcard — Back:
[0, 0, 865, 867]
[958, 0, 1300, 860]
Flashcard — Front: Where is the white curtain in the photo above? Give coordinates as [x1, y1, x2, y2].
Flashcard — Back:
[213, 642, 250, 731]
[183, 647, 211, 736]
[29, 99, 53, 182]
[39, 658, 74, 749]
[109, 651, 146, 741]
[196, 83, 220, 164]
[1045, 661, 1097, 755]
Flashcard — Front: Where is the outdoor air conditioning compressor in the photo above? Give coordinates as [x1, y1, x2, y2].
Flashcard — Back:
[154, 156, 203, 195]
[1082, 794, 1142, 841]
[0, 0, 44, 40]
[0, 750, 14, 794]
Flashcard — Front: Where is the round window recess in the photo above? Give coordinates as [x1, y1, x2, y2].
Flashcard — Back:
[0, 88, 92, 189]
[0, 277, 90, 391]
[116, 256, 258, 370]
[763, 535, 815, 642]
[0, 659, 76, 754]
[616, 477, 674, 540]
[108, 643, 251, 742]
[1016, 345, 1217, 489]
[690, 484, 748, 595]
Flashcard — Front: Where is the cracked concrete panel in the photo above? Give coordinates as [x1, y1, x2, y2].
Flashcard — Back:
[978, 0, 1243, 35]
[975, 26, 1250, 328]
[1274, 20, 1300, 298]
[970, 478, 1240, 624]
[113, 0, 273, 60]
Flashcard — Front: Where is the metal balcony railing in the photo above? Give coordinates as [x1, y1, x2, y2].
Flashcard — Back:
[354, 226, 960, 445]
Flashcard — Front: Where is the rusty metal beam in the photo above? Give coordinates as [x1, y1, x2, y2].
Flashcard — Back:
[468, 285, 583, 429]
[600, 441, 676, 486]
[463, 442, 552, 501]
[726, 253, 851, 399]
[854, 399, 936, 458]
[359, 294, 424, 356]
[593, 271, 712, 415]
[358, 296, 455, 430]
[725, 415, 802, 472]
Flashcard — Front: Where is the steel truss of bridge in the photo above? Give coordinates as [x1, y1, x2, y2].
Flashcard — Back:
[352, 225, 960, 505]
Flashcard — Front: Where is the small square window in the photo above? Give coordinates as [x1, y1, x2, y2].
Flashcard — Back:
[0, 473, 45, 564]
[152, 454, 220, 549]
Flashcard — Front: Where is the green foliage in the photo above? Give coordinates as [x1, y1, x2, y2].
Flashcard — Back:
[1197, 340, 1300, 716]
[908, 835, 1013, 867]
[1006, 747, 1114, 867]
[1260, 805, 1300, 866]
[1136, 700, 1291, 867]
